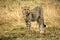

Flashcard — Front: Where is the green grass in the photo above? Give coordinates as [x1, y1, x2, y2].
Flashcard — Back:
[0, 25, 60, 40]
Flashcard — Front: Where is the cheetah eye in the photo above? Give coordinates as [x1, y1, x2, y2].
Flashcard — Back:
[24, 9, 26, 10]
[27, 9, 29, 10]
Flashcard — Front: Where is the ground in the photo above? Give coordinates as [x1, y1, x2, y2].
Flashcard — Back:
[0, 25, 60, 40]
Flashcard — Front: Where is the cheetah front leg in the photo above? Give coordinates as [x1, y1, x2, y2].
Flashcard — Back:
[26, 21, 31, 34]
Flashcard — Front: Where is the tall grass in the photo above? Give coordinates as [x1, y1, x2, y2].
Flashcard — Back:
[0, 0, 60, 40]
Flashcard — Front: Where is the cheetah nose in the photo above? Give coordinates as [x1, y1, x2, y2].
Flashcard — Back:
[26, 13, 28, 14]
[26, 11, 29, 14]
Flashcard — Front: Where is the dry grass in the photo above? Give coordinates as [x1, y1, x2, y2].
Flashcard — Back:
[0, 0, 60, 27]
[0, 0, 60, 40]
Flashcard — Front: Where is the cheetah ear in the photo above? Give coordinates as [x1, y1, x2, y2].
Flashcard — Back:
[21, 6, 24, 9]
[21, 6, 30, 9]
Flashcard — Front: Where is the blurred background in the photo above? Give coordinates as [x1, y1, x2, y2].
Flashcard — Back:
[0, 0, 60, 40]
